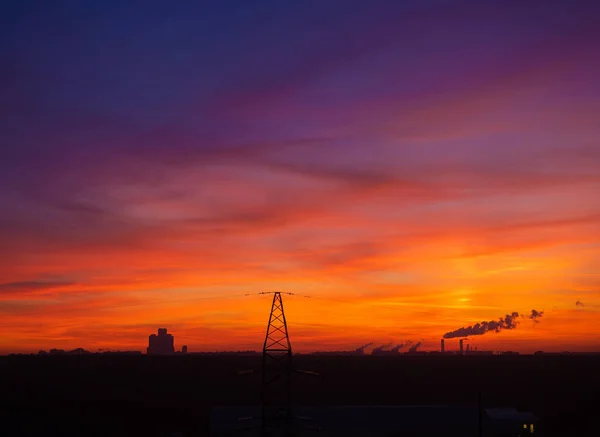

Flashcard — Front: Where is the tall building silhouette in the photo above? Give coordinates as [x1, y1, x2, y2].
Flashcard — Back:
[147, 328, 175, 355]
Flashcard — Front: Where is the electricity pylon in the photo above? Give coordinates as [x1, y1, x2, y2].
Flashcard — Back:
[260, 292, 294, 436]
[236, 292, 319, 437]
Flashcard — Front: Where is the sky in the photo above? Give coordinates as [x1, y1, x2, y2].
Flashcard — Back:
[1, 0, 600, 354]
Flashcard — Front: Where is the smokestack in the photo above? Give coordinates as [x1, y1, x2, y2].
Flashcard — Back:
[460, 339, 464, 355]
[441, 339, 445, 353]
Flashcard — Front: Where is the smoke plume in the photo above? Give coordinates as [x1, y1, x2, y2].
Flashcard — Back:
[372, 343, 392, 353]
[355, 342, 373, 353]
[443, 312, 520, 339]
[529, 309, 544, 323]
[408, 342, 422, 352]
[391, 343, 405, 353]
[576, 300, 585, 307]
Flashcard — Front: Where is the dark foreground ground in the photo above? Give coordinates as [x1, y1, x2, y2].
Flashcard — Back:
[0, 355, 597, 436]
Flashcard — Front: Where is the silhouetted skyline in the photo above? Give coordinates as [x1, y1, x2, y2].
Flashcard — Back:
[17, 325, 600, 357]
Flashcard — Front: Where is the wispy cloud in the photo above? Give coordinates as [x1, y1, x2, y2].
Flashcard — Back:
[0, 281, 76, 294]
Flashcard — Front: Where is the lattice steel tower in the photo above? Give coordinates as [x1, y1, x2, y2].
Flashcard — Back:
[260, 292, 294, 436]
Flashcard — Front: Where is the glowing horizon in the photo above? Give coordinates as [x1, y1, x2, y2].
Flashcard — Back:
[1, 0, 600, 355]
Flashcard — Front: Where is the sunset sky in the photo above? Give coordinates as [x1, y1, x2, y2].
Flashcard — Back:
[1, 0, 600, 355]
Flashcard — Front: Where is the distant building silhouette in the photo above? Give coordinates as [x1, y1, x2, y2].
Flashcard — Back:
[69, 348, 92, 355]
[37, 348, 140, 356]
[370, 349, 401, 356]
[466, 350, 494, 356]
[101, 350, 142, 355]
[181, 345, 188, 354]
[188, 350, 259, 356]
[147, 328, 175, 355]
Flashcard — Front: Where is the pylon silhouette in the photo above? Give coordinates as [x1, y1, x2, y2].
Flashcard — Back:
[260, 292, 294, 436]
[235, 292, 319, 436]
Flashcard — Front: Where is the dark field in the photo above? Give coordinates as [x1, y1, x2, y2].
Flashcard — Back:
[0, 355, 597, 436]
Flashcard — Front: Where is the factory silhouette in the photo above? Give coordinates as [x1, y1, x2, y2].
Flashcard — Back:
[147, 328, 188, 355]
[135, 328, 537, 357]
[6, 294, 595, 437]
[30, 305, 592, 359]
[139, 332, 524, 357]
[30, 329, 534, 358]
[3, 292, 599, 437]
[143, 307, 548, 357]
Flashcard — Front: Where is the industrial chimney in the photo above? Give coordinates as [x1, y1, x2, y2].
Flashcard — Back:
[460, 339, 464, 355]
[441, 339, 445, 353]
